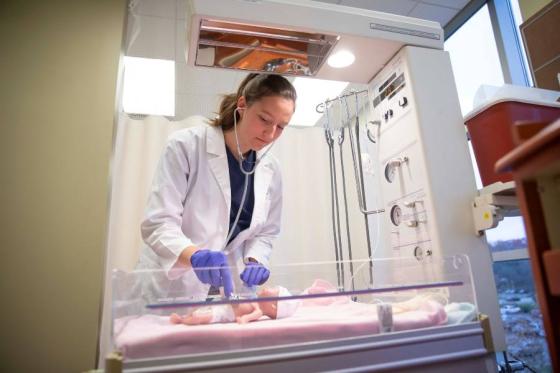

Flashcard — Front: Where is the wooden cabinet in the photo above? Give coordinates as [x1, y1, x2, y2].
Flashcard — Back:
[520, 0, 560, 90]
[496, 118, 560, 371]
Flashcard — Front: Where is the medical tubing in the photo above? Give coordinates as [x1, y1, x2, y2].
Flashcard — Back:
[370, 120, 383, 259]
[225, 106, 278, 254]
[337, 98, 356, 289]
[355, 105, 373, 287]
[344, 97, 380, 214]
[346, 99, 384, 216]
[330, 110, 346, 289]
[223, 108, 252, 254]
[223, 172, 249, 254]
[356, 100, 375, 287]
[325, 107, 342, 289]
[349, 127, 381, 288]
[331, 133, 346, 289]
[327, 142, 342, 288]
[345, 94, 375, 286]
[338, 128, 355, 292]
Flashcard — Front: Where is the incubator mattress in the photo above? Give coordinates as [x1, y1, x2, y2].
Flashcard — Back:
[114, 297, 448, 359]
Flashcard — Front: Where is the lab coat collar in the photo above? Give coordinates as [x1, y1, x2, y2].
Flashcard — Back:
[205, 125, 275, 169]
[206, 125, 227, 156]
[206, 125, 270, 159]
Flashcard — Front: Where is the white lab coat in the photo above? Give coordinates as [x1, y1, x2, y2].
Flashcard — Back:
[136, 123, 282, 303]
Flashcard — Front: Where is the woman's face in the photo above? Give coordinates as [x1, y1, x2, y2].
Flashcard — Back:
[237, 95, 295, 152]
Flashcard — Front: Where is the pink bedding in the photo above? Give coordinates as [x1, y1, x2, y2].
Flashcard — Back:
[114, 286, 447, 359]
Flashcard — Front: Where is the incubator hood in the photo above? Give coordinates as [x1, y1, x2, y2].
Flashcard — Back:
[185, 0, 444, 83]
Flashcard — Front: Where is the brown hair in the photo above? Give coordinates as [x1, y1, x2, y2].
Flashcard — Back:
[211, 73, 297, 130]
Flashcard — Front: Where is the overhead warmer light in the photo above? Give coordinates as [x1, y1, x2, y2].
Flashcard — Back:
[185, 0, 443, 83]
[195, 19, 339, 77]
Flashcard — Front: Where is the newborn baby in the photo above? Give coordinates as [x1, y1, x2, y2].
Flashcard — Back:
[170, 286, 300, 325]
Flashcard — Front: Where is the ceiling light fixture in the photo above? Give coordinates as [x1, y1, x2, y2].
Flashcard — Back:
[327, 50, 356, 68]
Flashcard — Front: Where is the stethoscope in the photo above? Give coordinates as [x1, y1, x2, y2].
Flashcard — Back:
[232, 107, 276, 175]
[222, 107, 276, 254]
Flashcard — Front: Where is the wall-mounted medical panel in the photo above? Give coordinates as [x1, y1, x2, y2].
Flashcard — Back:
[368, 46, 505, 351]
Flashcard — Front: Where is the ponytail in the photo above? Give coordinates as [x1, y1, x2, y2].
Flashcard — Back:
[211, 73, 297, 130]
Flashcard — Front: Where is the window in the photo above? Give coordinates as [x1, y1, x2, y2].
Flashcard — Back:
[445, 3, 551, 370]
[444, 4, 504, 117]
[493, 259, 552, 372]
[509, 0, 533, 86]
[122, 56, 175, 116]
[290, 77, 347, 127]
[444, 4, 526, 250]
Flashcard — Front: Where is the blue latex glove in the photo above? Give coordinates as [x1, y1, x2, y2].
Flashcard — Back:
[190, 250, 233, 298]
[240, 261, 270, 286]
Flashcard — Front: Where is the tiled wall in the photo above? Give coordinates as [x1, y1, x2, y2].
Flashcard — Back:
[125, 0, 246, 120]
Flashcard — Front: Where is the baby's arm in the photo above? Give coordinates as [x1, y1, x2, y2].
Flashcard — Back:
[233, 302, 263, 324]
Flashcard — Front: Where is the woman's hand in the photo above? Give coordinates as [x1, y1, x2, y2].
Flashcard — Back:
[240, 259, 270, 286]
[189, 249, 233, 297]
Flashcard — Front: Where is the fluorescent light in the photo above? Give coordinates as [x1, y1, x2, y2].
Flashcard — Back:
[290, 77, 348, 127]
[327, 50, 355, 68]
[122, 56, 175, 116]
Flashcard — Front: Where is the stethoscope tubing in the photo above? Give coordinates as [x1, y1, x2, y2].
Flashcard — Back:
[223, 108, 275, 253]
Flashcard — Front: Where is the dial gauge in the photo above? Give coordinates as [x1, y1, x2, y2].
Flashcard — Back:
[390, 205, 402, 226]
[384, 156, 408, 183]
[414, 246, 423, 260]
[384, 162, 396, 183]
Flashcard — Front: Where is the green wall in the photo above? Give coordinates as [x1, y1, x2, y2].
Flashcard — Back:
[518, 0, 553, 20]
[0, 0, 126, 371]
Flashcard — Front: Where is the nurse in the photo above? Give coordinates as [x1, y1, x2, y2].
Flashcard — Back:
[136, 73, 296, 301]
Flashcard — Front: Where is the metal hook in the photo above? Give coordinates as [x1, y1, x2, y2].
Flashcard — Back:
[366, 120, 381, 143]
[324, 101, 335, 146]
[318, 89, 369, 116]
[324, 127, 334, 146]
[354, 90, 360, 119]
[336, 128, 345, 145]
[341, 95, 352, 127]
[366, 129, 376, 143]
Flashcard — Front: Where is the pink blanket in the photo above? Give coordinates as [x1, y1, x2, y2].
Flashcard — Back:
[114, 281, 447, 360]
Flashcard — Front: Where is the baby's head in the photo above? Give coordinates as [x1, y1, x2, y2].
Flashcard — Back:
[257, 286, 300, 319]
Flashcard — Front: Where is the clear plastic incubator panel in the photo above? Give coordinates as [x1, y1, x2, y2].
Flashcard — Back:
[112, 255, 478, 361]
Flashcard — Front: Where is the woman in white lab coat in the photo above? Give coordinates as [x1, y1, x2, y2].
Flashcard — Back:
[136, 73, 296, 303]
